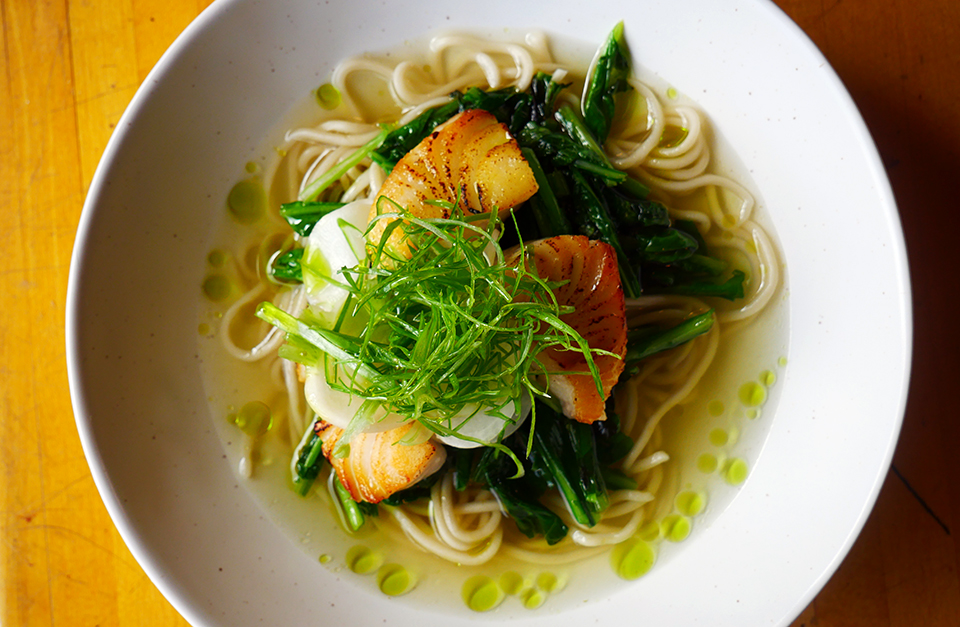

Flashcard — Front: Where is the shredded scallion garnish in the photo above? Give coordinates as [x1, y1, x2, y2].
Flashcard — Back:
[256, 203, 610, 469]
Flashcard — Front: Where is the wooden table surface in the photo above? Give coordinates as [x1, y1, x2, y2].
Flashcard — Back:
[2, 0, 958, 625]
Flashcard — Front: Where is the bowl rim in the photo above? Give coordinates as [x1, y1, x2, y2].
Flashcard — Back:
[66, 0, 913, 625]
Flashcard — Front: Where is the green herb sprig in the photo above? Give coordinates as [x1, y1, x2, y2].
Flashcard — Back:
[257, 202, 612, 471]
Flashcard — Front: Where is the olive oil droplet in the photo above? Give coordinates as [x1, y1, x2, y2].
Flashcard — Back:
[462, 575, 503, 612]
[611, 538, 656, 580]
[738, 381, 767, 407]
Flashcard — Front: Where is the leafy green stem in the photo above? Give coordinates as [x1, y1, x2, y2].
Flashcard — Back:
[300, 128, 390, 201]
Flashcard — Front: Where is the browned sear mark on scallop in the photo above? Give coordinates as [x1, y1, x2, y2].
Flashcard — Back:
[368, 109, 538, 254]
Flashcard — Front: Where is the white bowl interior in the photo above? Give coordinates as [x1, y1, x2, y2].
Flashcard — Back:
[67, 0, 910, 625]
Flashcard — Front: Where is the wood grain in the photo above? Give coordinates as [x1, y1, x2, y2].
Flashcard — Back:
[1, 1, 957, 625]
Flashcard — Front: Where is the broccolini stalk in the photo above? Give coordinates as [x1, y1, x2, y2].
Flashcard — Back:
[600, 466, 638, 491]
[521, 148, 574, 238]
[487, 474, 569, 544]
[567, 169, 642, 298]
[475, 444, 569, 544]
[624, 310, 715, 372]
[529, 403, 608, 527]
[371, 101, 460, 171]
[649, 270, 747, 300]
[602, 187, 669, 228]
[554, 105, 625, 185]
[292, 426, 325, 496]
[582, 21, 632, 144]
[625, 226, 700, 265]
[331, 473, 369, 531]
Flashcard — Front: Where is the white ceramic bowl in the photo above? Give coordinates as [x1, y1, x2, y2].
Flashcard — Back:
[66, 0, 911, 625]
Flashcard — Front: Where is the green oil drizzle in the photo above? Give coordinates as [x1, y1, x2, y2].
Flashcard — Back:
[778, 355, 788, 367]
[723, 458, 749, 485]
[697, 453, 718, 474]
[535, 572, 560, 593]
[230, 401, 272, 437]
[377, 564, 417, 596]
[760, 370, 777, 387]
[462, 575, 503, 612]
[206, 249, 227, 268]
[521, 588, 545, 609]
[738, 381, 767, 407]
[660, 515, 691, 542]
[499, 571, 525, 596]
[708, 428, 728, 447]
[244, 161, 260, 175]
[314, 83, 342, 110]
[747, 408, 760, 420]
[318, 554, 332, 564]
[227, 178, 266, 224]
[675, 490, 706, 517]
[346, 545, 382, 574]
[666, 87, 679, 99]
[610, 538, 656, 580]
[659, 125, 688, 148]
[638, 521, 661, 542]
[707, 400, 725, 416]
[202, 274, 232, 301]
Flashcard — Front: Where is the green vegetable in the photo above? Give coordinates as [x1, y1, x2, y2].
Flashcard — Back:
[269, 247, 304, 283]
[487, 474, 569, 544]
[332, 473, 370, 531]
[293, 425, 325, 496]
[567, 169, 641, 298]
[279, 200, 344, 236]
[625, 226, 699, 264]
[528, 72, 569, 124]
[475, 444, 568, 544]
[672, 218, 708, 250]
[519, 122, 625, 185]
[277, 332, 322, 367]
[451, 448, 475, 491]
[633, 220, 748, 300]
[582, 21, 632, 144]
[619, 176, 651, 199]
[602, 187, 669, 228]
[646, 269, 747, 300]
[667, 253, 729, 277]
[601, 466, 638, 490]
[592, 406, 633, 466]
[458, 86, 523, 122]
[528, 403, 608, 526]
[554, 105, 625, 185]
[520, 148, 573, 238]
[371, 101, 460, 171]
[370, 80, 553, 172]
[624, 309, 716, 372]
